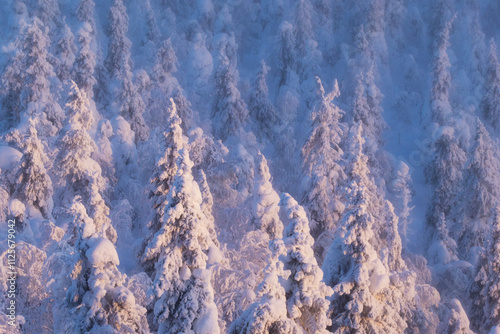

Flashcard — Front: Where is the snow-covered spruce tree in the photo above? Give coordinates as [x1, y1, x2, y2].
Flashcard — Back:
[228, 240, 300, 334]
[212, 52, 248, 140]
[425, 126, 466, 228]
[55, 23, 77, 81]
[341, 122, 385, 236]
[390, 162, 413, 245]
[74, 23, 97, 98]
[438, 299, 474, 334]
[142, 148, 221, 334]
[280, 193, 333, 333]
[382, 201, 407, 273]
[351, 65, 387, 169]
[458, 119, 500, 256]
[322, 181, 406, 333]
[431, 17, 454, 125]
[55, 82, 117, 243]
[294, 0, 314, 56]
[36, 0, 61, 28]
[301, 78, 345, 256]
[248, 60, 280, 140]
[55, 198, 149, 333]
[0, 43, 24, 130]
[14, 118, 53, 219]
[253, 152, 283, 240]
[482, 39, 500, 130]
[468, 206, 500, 333]
[276, 21, 296, 88]
[141, 98, 184, 271]
[106, 0, 149, 142]
[17, 18, 64, 135]
[428, 212, 458, 266]
[77, 0, 96, 34]
[143, 0, 160, 44]
[150, 39, 194, 132]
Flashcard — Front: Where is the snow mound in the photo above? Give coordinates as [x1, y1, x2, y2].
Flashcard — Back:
[0, 146, 22, 170]
[86, 237, 120, 266]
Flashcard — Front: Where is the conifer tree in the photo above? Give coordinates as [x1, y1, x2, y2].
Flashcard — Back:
[280, 193, 333, 333]
[458, 119, 500, 255]
[55, 23, 77, 81]
[248, 60, 280, 140]
[74, 23, 97, 98]
[142, 148, 221, 334]
[294, 0, 314, 56]
[253, 152, 283, 240]
[36, 0, 61, 28]
[425, 127, 466, 227]
[55, 82, 116, 243]
[482, 39, 500, 130]
[469, 206, 500, 333]
[438, 299, 474, 334]
[431, 17, 454, 125]
[322, 181, 406, 333]
[55, 198, 149, 333]
[77, 0, 96, 34]
[212, 52, 248, 140]
[14, 18, 64, 135]
[428, 212, 458, 266]
[228, 240, 300, 334]
[14, 118, 53, 218]
[106, 0, 149, 142]
[141, 99, 184, 272]
[351, 65, 387, 168]
[301, 78, 345, 256]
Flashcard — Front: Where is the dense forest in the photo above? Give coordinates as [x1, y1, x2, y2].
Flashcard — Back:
[1, 0, 500, 333]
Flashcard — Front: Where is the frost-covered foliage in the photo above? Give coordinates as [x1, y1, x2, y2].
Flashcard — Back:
[458, 119, 500, 257]
[468, 206, 500, 333]
[55, 198, 148, 333]
[229, 240, 300, 334]
[280, 193, 333, 333]
[301, 78, 345, 258]
[1, 1, 500, 332]
[482, 40, 500, 130]
[14, 119, 53, 218]
[212, 52, 248, 140]
[106, 0, 149, 142]
[55, 82, 116, 243]
[142, 148, 221, 333]
[74, 23, 97, 98]
[425, 126, 466, 228]
[252, 152, 283, 240]
[248, 61, 280, 140]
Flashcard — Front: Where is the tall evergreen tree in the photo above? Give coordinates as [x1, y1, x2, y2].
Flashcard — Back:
[55, 82, 116, 243]
[252, 152, 283, 240]
[301, 78, 345, 257]
[142, 148, 221, 334]
[14, 118, 53, 219]
[228, 240, 300, 334]
[482, 39, 500, 130]
[55, 198, 149, 333]
[106, 0, 149, 142]
[212, 52, 248, 140]
[468, 206, 500, 333]
[74, 23, 97, 98]
[280, 193, 333, 333]
[248, 60, 280, 140]
[141, 99, 184, 272]
[431, 17, 454, 125]
[425, 127, 466, 228]
[458, 119, 500, 256]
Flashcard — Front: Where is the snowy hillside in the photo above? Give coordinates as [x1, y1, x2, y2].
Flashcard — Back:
[1, 0, 500, 333]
